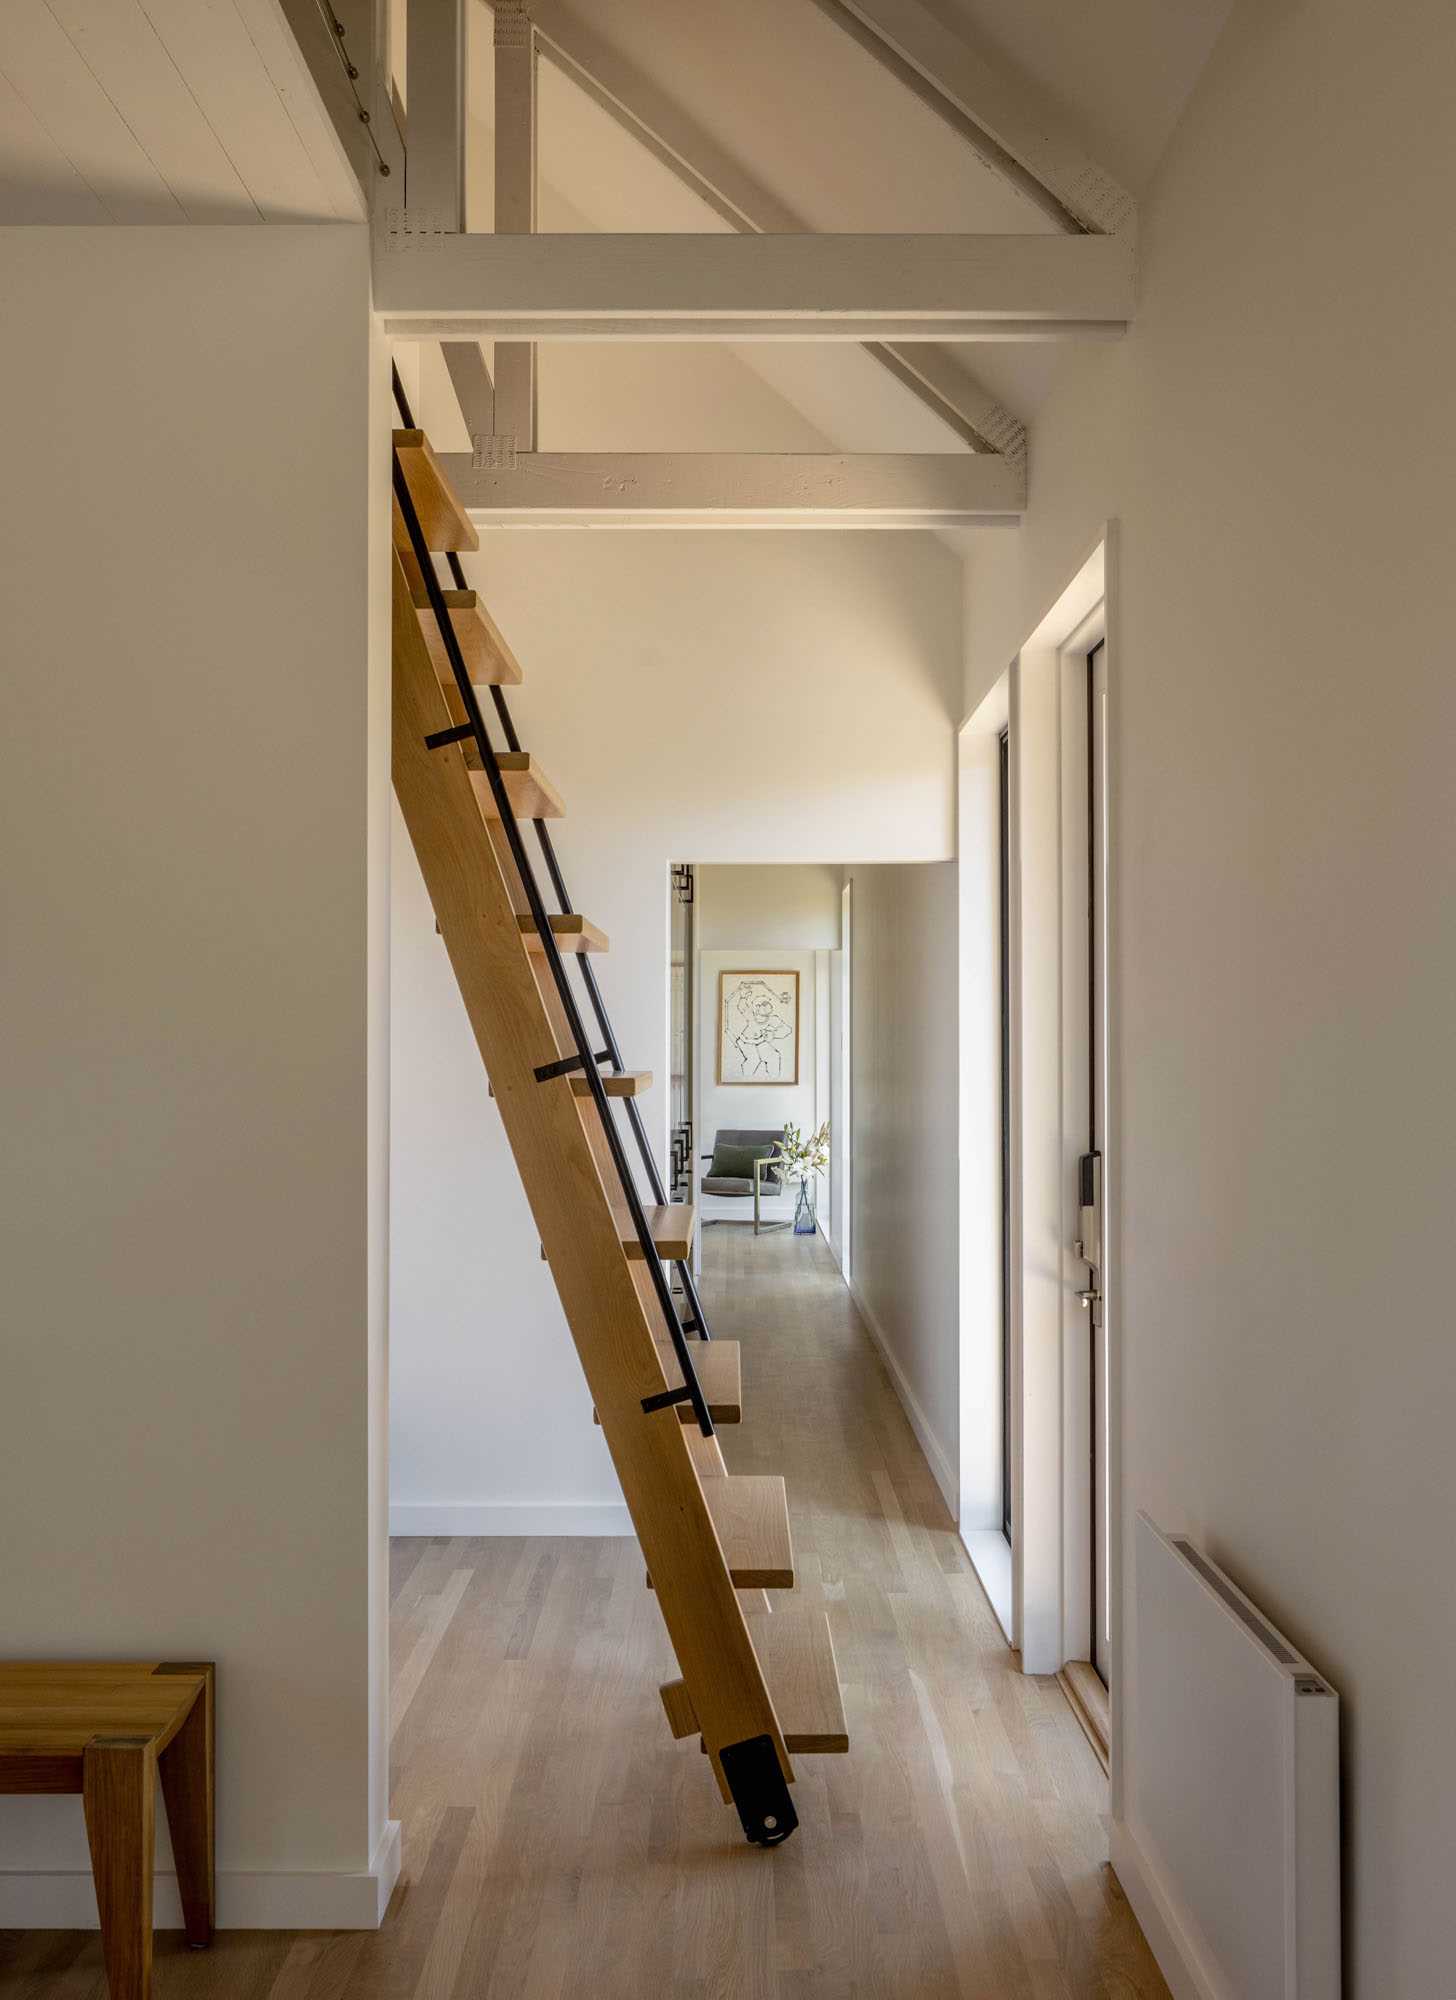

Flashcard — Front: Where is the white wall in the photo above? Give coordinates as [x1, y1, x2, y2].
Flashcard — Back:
[696, 864, 843, 951]
[962, 2, 1456, 1990]
[843, 863, 961, 1513]
[698, 951, 819, 1182]
[481, 527, 960, 1153]
[388, 798, 623, 1532]
[388, 344, 963, 1529]
[0, 227, 392, 1925]
[956, 681, 1008, 1541]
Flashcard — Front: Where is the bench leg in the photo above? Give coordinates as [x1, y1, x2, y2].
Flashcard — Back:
[157, 1674, 214, 1948]
[83, 1737, 155, 2000]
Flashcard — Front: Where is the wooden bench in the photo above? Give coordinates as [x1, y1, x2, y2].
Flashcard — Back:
[0, 1662, 214, 2000]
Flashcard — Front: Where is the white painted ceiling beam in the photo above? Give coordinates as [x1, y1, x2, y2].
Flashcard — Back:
[441, 341, 495, 443]
[528, 0, 805, 236]
[376, 232, 1134, 338]
[436, 450, 1024, 527]
[861, 341, 1025, 460]
[405, 0, 466, 229]
[492, 1, 538, 449]
[807, 0, 1135, 237]
[392, 313, 1123, 344]
[528, 0, 1019, 455]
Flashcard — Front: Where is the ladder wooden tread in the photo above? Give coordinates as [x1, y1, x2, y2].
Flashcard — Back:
[659, 1610, 847, 1755]
[650, 1474, 792, 1590]
[707, 1474, 792, 1588]
[436, 912, 615, 959]
[420, 597, 524, 687]
[469, 755, 564, 822]
[663, 1338, 740, 1423]
[492, 1071, 649, 1099]
[542, 1198, 690, 1263]
[617, 1203, 696, 1261]
[593, 1339, 741, 1426]
[393, 430, 479, 552]
[751, 1607, 847, 1751]
[570, 1070, 651, 1098]
[517, 913, 608, 953]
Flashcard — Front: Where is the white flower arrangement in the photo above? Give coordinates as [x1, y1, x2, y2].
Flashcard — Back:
[771, 1119, 830, 1185]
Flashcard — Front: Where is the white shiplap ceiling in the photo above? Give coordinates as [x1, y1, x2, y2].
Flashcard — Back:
[0, 0, 364, 223]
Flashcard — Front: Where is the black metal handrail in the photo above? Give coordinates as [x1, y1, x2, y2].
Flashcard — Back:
[392, 372, 718, 1347]
[391, 384, 712, 1436]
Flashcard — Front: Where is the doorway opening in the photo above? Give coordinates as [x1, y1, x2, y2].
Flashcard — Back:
[958, 539, 1117, 1771]
[833, 880, 852, 1283]
[998, 728, 1012, 1544]
[668, 864, 845, 1271]
[668, 863, 695, 1204]
[1086, 639, 1110, 1685]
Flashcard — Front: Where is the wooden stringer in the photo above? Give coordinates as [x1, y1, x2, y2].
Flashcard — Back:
[388, 421, 845, 1844]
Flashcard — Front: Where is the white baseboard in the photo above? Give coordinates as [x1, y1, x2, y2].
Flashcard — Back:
[1109, 1818, 1221, 2000]
[699, 1197, 797, 1226]
[371, 1817, 403, 1924]
[0, 1819, 402, 1932]
[846, 1279, 957, 1515]
[389, 1501, 634, 1536]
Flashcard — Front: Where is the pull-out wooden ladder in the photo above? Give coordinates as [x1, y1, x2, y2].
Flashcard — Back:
[388, 389, 847, 1845]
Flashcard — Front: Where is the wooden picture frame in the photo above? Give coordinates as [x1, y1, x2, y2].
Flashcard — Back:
[717, 970, 800, 1085]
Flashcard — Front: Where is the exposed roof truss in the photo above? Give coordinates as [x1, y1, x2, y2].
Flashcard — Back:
[383, 0, 1141, 525]
[529, 0, 1022, 459]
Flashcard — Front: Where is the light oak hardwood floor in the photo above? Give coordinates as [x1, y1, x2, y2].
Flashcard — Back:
[1, 1226, 1167, 1999]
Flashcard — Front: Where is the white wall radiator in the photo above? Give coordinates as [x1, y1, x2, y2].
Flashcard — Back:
[1126, 1514, 1341, 2000]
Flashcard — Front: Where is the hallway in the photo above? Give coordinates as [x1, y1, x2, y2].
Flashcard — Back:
[1, 1230, 1165, 2000]
[381, 1227, 1165, 1998]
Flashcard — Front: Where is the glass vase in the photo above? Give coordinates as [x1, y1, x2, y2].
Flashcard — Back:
[793, 1178, 816, 1236]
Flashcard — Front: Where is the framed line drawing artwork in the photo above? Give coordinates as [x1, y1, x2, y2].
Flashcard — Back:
[717, 970, 800, 1085]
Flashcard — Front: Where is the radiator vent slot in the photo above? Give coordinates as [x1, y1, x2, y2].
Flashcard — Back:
[1170, 1536, 1299, 1664]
